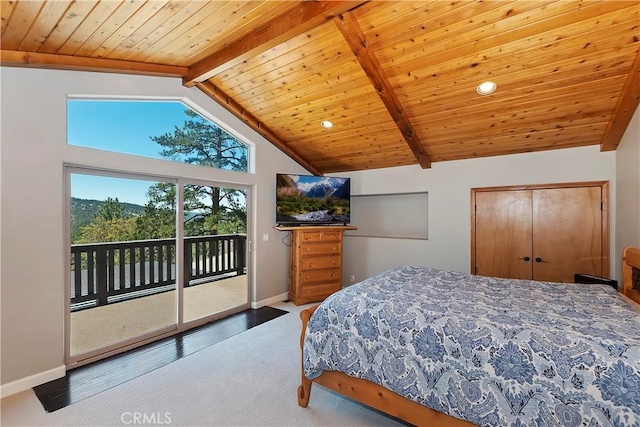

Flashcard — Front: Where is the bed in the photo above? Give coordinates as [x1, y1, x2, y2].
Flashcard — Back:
[298, 246, 640, 426]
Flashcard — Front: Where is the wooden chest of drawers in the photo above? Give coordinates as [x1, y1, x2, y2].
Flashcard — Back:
[278, 226, 355, 305]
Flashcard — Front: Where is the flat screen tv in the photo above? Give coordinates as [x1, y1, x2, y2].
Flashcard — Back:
[276, 173, 350, 225]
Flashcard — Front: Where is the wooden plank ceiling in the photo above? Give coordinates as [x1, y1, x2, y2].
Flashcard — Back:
[2, 0, 639, 174]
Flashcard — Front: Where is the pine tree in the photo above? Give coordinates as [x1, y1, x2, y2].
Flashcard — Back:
[139, 109, 248, 237]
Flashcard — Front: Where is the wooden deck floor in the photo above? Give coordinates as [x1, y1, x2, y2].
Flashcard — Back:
[70, 275, 248, 356]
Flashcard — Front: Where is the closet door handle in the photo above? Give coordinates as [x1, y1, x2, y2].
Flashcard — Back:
[535, 257, 548, 263]
[519, 256, 531, 261]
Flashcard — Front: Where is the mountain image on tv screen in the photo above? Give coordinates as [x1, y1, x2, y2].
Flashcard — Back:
[276, 174, 350, 224]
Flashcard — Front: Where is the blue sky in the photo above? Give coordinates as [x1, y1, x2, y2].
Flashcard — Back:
[68, 99, 188, 158]
[70, 174, 165, 206]
[69, 100, 186, 205]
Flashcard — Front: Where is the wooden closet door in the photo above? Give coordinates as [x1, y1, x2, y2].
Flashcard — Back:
[532, 186, 602, 282]
[474, 190, 533, 279]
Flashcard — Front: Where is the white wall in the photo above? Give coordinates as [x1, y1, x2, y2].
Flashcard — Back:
[615, 105, 640, 278]
[0, 68, 307, 387]
[339, 146, 617, 285]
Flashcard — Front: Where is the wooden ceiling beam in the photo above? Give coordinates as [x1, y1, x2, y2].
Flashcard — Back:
[333, 12, 432, 169]
[600, 48, 640, 151]
[195, 81, 322, 176]
[0, 50, 187, 78]
[183, 1, 368, 87]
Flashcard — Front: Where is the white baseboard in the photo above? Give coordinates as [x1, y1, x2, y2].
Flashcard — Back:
[251, 292, 288, 309]
[1, 365, 66, 398]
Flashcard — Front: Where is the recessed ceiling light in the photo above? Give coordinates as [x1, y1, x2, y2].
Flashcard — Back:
[321, 120, 334, 129]
[477, 81, 497, 95]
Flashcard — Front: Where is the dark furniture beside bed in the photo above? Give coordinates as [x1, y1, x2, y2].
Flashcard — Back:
[298, 247, 640, 426]
[574, 273, 618, 289]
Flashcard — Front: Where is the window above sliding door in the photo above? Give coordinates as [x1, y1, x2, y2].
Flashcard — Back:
[67, 99, 249, 173]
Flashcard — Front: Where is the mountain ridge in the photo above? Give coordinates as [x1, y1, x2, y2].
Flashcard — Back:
[71, 197, 145, 240]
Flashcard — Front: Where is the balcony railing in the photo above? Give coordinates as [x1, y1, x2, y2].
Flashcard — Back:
[71, 234, 246, 311]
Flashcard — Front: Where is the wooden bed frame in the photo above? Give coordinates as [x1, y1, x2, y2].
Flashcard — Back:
[623, 246, 640, 305]
[297, 246, 640, 426]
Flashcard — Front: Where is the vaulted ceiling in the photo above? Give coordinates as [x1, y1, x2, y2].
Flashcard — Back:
[2, 0, 639, 175]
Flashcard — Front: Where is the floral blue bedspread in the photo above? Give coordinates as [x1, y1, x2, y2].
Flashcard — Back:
[303, 266, 640, 426]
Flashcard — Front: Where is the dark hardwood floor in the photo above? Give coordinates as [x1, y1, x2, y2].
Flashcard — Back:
[33, 306, 288, 412]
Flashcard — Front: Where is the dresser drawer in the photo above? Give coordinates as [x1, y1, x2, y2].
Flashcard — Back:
[298, 282, 341, 297]
[301, 255, 341, 270]
[301, 231, 322, 242]
[301, 230, 341, 242]
[320, 231, 341, 241]
[301, 242, 340, 256]
[300, 268, 341, 284]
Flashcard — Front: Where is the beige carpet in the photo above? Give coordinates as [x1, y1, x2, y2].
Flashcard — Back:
[1, 302, 405, 427]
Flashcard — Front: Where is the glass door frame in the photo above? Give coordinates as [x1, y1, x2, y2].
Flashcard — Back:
[177, 176, 252, 328]
[64, 167, 252, 368]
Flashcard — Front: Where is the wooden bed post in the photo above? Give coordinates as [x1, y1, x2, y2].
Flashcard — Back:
[298, 305, 319, 407]
[622, 246, 640, 305]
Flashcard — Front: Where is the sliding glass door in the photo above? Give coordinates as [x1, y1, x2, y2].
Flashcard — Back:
[182, 183, 248, 324]
[66, 97, 252, 365]
[69, 173, 178, 360]
[67, 171, 250, 366]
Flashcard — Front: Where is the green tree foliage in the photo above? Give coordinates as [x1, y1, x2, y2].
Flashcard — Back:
[70, 197, 144, 242]
[141, 109, 248, 236]
[75, 198, 139, 244]
[96, 197, 125, 220]
[181, 185, 247, 236]
[76, 217, 138, 244]
[153, 109, 247, 172]
[134, 202, 175, 240]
